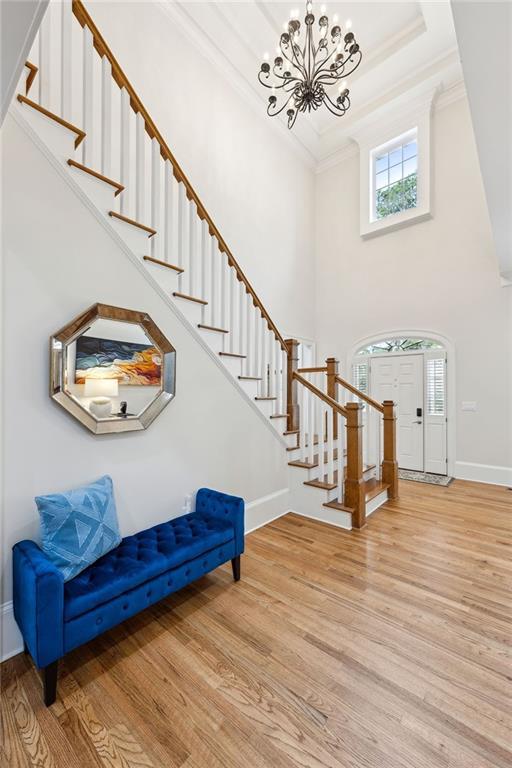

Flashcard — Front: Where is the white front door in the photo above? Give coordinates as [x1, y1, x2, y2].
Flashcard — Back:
[370, 354, 424, 471]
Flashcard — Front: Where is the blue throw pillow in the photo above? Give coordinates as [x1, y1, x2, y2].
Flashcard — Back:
[35, 475, 122, 582]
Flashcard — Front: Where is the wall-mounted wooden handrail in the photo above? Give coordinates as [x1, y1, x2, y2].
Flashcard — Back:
[335, 374, 384, 413]
[72, 0, 287, 352]
[293, 372, 348, 418]
[297, 366, 328, 374]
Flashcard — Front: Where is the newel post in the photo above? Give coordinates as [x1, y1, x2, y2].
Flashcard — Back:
[285, 339, 300, 432]
[344, 402, 366, 529]
[381, 400, 399, 499]
[326, 357, 339, 438]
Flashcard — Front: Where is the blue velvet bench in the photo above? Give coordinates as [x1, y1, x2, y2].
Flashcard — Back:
[12, 488, 244, 706]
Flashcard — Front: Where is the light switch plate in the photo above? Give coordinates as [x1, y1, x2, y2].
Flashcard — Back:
[461, 401, 477, 412]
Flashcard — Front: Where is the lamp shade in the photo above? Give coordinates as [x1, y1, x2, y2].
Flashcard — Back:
[84, 377, 119, 398]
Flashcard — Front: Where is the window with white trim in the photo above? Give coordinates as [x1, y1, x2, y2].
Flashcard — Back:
[426, 358, 445, 416]
[371, 128, 418, 221]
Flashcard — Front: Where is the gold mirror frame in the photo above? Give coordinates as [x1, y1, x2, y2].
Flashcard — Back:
[50, 303, 176, 434]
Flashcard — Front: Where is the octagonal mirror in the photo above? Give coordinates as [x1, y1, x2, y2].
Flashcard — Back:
[50, 303, 176, 434]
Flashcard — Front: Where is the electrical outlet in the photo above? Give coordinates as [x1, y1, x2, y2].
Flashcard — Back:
[183, 494, 192, 513]
[461, 401, 477, 412]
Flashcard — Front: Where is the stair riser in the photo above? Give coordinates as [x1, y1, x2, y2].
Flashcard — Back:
[143, 262, 181, 296]
[219, 355, 243, 378]
[196, 327, 226, 355]
[283, 433, 299, 448]
[288, 476, 352, 530]
[108, 215, 154, 257]
[16, 99, 76, 161]
[287, 440, 341, 462]
[237, 380, 260, 399]
[254, 399, 277, 418]
[67, 166, 118, 215]
[171, 296, 204, 326]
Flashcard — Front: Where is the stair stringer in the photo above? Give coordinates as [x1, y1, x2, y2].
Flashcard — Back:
[9, 102, 286, 448]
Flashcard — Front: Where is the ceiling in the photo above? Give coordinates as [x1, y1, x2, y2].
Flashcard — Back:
[168, 1, 463, 166]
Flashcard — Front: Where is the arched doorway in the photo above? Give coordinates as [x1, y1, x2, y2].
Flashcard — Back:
[352, 336, 449, 475]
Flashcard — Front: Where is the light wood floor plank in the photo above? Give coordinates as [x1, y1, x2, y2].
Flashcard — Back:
[1, 479, 511, 768]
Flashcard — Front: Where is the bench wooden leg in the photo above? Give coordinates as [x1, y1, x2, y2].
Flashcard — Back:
[43, 660, 58, 706]
[231, 555, 241, 582]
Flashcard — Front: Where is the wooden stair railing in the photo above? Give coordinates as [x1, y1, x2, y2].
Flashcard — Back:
[71, 0, 287, 355]
[292, 370, 367, 527]
[335, 372, 398, 500]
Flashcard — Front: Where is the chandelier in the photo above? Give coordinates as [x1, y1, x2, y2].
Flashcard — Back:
[258, 2, 362, 129]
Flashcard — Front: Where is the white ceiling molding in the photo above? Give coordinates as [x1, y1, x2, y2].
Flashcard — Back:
[160, 0, 462, 170]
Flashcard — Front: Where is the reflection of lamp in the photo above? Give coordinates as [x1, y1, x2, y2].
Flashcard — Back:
[84, 378, 119, 418]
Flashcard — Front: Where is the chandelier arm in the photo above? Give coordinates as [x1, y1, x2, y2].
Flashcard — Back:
[311, 43, 340, 80]
[267, 88, 299, 118]
[314, 54, 361, 84]
[322, 91, 350, 116]
[280, 37, 307, 78]
[330, 51, 362, 77]
[258, 71, 289, 90]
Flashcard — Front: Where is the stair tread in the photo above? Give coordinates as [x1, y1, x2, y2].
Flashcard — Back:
[109, 210, 156, 236]
[270, 414, 287, 419]
[17, 94, 85, 148]
[219, 351, 246, 359]
[289, 448, 341, 469]
[323, 500, 355, 514]
[366, 482, 389, 501]
[284, 430, 299, 435]
[173, 292, 208, 305]
[255, 397, 277, 401]
[198, 323, 228, 334]
[144, 255, 184, 273]
[25, 61, 38, 95]
[304, 468, 377, 491]
[67, 159, 124, 195]
[238, 376, 262, 381]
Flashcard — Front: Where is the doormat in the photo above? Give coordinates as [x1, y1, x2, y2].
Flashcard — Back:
[399, 469, 453, 486]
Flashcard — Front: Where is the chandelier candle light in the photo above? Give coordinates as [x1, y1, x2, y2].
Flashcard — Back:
[258, 2, 362, 129]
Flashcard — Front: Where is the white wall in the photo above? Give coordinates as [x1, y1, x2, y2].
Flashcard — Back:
[88, 1, 316, 342]
[315, 96, 512, 481]
[0, 116, 289, 658]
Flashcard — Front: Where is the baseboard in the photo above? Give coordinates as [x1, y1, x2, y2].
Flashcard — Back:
[1, 602, 23, 663]
[245, 488, 290, 534]
[454, 461, 512, 487]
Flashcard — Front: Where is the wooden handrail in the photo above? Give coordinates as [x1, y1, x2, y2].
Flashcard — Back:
[297, 366, 328, 374]
[72, 0, 287, 352]
[293, 372, 348, 418]
[335, 374, 384, 413]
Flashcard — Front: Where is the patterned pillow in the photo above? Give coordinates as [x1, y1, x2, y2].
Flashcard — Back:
[35, 475, 122, 582]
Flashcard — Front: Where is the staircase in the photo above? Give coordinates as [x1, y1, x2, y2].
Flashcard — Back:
[11, 0, 398, 531]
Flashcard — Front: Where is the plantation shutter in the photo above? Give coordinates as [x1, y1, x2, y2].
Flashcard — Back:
[426, 358, 445, 416]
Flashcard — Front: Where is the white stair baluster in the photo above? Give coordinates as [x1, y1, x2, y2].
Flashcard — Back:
[200, 220, 209, 323]
[163, 160, 173, 263]
[337, 412, 344, 500]
[260, 318, 267, 395]
[327, 405, 334, 484]
[82, 25, 93, 165]
[188, 200, 197, 297]
[300, 385, 308, 462]
[308, 378, 315, 466]
[318, 401, 325, 482]
[254, 309, 260, 383]
[150, 139, 160, 258]
[210, 236, 218, 327]
[281, 349, 287, 417]
[238, 279, 244, 356]
[275, 340, 282, 415]
[177, 183, 186, 290]
[245, 294, 252, 376]
[135, 112, 145, 223]
[101, 57, 112, 176]
[61, 0, 72, 120]
[229, 267, 236, 352]
[220, 251, 227, 333]
[120, 88, 130, 215]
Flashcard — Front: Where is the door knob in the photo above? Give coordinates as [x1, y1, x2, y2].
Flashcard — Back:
[414, 420, 422, 424]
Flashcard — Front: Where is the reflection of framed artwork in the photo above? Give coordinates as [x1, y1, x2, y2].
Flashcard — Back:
[75, 336, 161, 386]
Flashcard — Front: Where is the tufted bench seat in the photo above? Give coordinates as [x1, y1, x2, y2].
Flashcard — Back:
[12, 488, 244, 706]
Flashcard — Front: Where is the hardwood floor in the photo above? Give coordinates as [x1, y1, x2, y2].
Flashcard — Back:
[2, 479, 511, 768]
